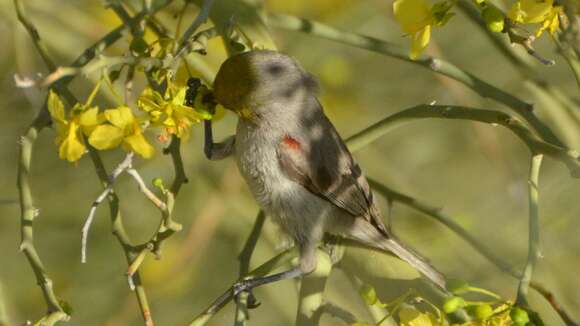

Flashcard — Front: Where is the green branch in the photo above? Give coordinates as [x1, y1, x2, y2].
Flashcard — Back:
[516, 154, 543, 306]
[267, 13, 564, 147]
[17, 114, 69, 325]
[345, 105, 580, 177]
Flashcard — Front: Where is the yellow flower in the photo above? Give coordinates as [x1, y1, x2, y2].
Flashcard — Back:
[508, 0, 562, 37]
[137, 83, 211, 141]
[47, 90, 100, 162]
[393, 0, 454, 59]
[536, 5, 562, 36]
[89, 106, 155, 159]
[509, 0, 554, 23]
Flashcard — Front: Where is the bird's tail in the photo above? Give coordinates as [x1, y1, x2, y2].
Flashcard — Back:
[375, 235, 447, 290]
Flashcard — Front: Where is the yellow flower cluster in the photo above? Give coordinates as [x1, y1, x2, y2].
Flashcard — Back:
[393, 0, 454, 59]
[508, 0, 562, 37]
[392, 0, 562, 59]
[48, 81, 211, 163]
[137, 84, 211, 141]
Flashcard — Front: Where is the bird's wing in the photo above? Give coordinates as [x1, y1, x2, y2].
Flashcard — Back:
[276, 112, 389, 236]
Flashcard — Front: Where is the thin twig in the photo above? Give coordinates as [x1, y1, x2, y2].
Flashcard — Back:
[33, 56, 162, 88]
[126, 168, 167, 211]
[81, 153, 134, 263]
[516, 154, 543, 306]
[268, 13, 564, 148]
[176, 0, 215, 56]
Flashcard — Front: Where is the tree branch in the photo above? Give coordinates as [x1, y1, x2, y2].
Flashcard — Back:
[345, 105, 580, 177]
[516, 154, 543, 306]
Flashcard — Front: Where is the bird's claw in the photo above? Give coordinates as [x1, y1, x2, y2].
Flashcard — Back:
[233, 280, 261, 309]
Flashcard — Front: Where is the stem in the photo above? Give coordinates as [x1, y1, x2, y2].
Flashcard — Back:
[17, 114, 69, 324]
[166, 136, 188, 195]
[268, 13, 564, 147]
[516, 154, 543, 306]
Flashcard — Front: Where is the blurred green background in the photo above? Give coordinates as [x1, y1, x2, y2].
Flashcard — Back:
[0, 0, 578, 325]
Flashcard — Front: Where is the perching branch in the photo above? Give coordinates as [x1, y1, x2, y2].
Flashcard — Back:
[267, 13, 565, 148]
[516, 154, 543, 306]
[345, 105, 580, 177]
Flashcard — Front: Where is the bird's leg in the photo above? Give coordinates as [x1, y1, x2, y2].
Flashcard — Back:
[233, 267, 305, 297]
[204, 120, 235, 161]
[233, 242, 318, 299]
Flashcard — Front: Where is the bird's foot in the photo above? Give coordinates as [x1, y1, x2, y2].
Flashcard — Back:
[233, 279, 261, 309]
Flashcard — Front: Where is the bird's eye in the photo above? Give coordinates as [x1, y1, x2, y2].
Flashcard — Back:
[266, 63, 285, 76]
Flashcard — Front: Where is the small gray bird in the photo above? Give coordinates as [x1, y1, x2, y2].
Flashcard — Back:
[204, 50, 446, 295]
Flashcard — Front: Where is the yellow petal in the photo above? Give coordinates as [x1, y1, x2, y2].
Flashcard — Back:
[394, 0, 432, 34]
[172, 87, 187, 106]
[79, 107, 101, 135]
[104, 106, 135, 131]
[88, 124, 124, 150]
[137, 87, 164, 112]
[124, 131, 155, 159]
[47, 90, 66, 122]
[509, 0, 553, 23]
[410, 25, 431, 59]
[59, 122, 85, 162]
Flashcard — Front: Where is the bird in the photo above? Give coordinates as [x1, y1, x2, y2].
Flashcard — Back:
[202, 49, 446, 296]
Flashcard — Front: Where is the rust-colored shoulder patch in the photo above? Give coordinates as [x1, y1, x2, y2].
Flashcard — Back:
[282, 135, 301, 150]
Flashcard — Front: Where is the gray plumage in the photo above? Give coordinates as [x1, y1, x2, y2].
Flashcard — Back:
[210, 50, 446, 289]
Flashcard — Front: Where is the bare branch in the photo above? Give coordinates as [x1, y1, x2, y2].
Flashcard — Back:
[81, 153, 134, 263]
